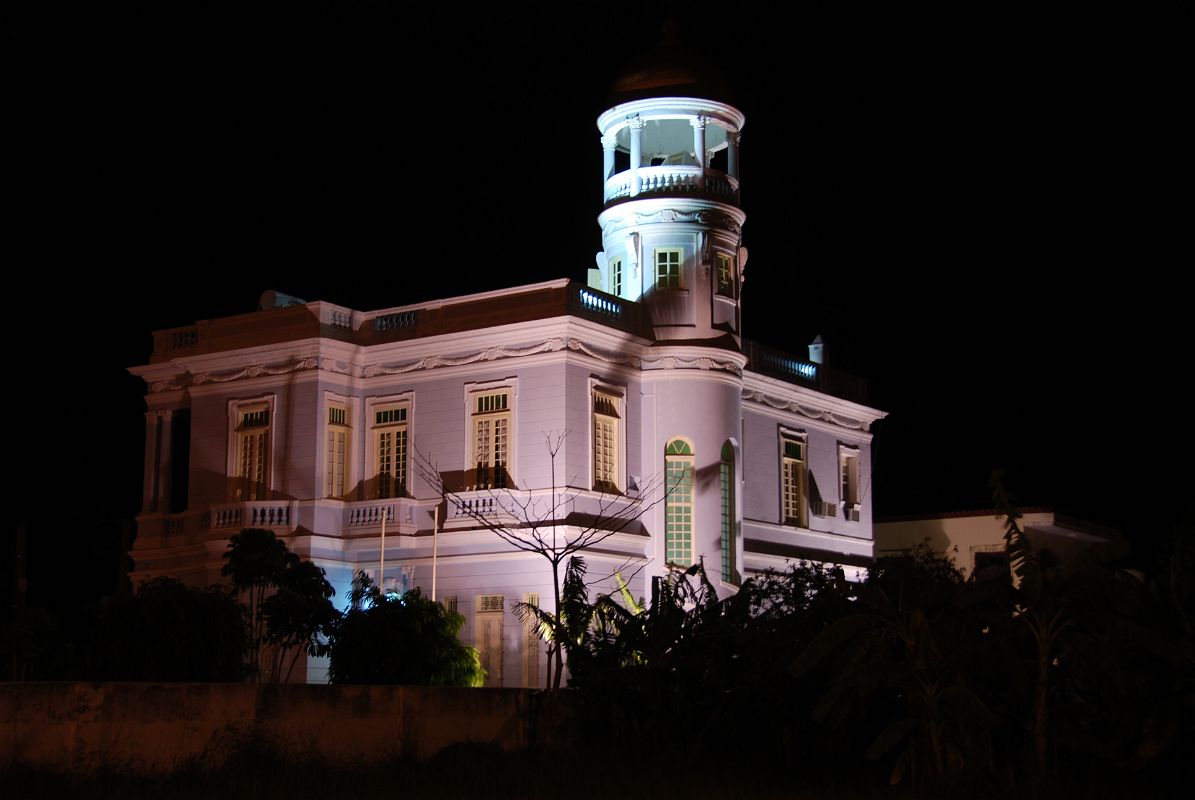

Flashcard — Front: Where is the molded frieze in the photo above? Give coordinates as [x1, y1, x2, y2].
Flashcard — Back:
[148, 337, 748, 393]
[741, 389, 867, 430]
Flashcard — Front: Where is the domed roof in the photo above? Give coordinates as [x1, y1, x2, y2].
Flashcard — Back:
[607, 20, 736, 106]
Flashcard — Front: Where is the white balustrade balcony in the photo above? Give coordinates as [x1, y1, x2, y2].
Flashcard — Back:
[345, 501, 398, 528]
[445, 491, 522, 528]
[604, 166, 740, 204]
[210, 501, 297, 531]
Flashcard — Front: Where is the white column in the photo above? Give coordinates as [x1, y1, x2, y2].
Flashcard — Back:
[727, 132, 740, 179]
[601, 133, 617, 195]
[142, 411, 160, 513]
[158, 409, 174, 514]
[628, 116, 645, 197]
[691, 115, 708, 189]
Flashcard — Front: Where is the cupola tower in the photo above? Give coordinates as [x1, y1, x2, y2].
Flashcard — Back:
[590, 35, 747, 346]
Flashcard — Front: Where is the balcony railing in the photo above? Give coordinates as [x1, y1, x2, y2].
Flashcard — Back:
[346, 502, 397, 528]
[210, 501, 296, 530]
[604, 166, 740, 204]
[373, 310, 417, 331]
[446, 492, 523, 525]
[743, 340, 869, 405]
[578, 288, 622, 319]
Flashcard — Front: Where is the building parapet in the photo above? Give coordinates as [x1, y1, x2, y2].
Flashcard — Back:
[150, 281, 654, 363]
[742, 339, 869, 405]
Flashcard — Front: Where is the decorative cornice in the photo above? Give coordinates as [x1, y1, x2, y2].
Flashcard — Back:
[741, 389, 867, 430]
[194, 357, 320, 385]
[363, 338, 567, 377]
[318, 357, 356, 376]
[635, 208, 707, 224]
[599, 197, 746, 231]
[642, 353, 742, 376]
[150, 377, 189, 393]
[150, 355, 325, 393]
[147, 335, 751, 393]
[566, 338, 640, 367]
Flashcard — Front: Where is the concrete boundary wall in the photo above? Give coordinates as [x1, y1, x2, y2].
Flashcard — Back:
[0, 683, 569, 774]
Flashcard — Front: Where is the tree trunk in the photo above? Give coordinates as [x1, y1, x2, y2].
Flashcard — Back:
[1034, 629, 1050, 773]
[551, 558, 563, 690]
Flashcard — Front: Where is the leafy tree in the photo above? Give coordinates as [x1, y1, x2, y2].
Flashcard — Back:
[1, 606, 68, 681]
[990, 476, 1195, 790]
[544, 556, 860, 770]
[792, 545, 995, 791]
[327, 571, 483, 686]
[92, 577, 246, 681]
[261, 559, 337, 682]
[417, 432, 671, 689]
[221, 528, 335, 682]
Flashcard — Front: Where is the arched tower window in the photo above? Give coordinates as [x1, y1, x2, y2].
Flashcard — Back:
[720, 441, 736, 584]
[665, 438, 695, 567]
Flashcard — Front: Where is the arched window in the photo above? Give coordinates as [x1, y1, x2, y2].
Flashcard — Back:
[665, 438, 695, 567]
[720, 441, 736, 584]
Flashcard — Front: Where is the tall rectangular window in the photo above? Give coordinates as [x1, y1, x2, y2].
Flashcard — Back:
[169, 409, 191, 513]
[592, 388, 621, 492]
[715, 253, 735, 298]
[523, 592, 541, 689]
[234, 405, 270, 501]
[326, 404, 350, 498]
[781, 434, 807, 528]
[840, 446, 860, 521]
[373, 403, 408, 499]
[720, 442, 736, 584]
[471, 389, 511, 489]
[655, 248, 683, 289]
[610, 257, 623, 297]
[476, 594, 504, 687]
[665, 438, 695, 567]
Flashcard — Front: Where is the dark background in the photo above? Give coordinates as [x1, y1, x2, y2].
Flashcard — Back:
[7, 5, 1188, 607]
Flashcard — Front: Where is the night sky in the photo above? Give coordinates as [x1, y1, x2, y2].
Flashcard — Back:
[10, 6, 1187, 584]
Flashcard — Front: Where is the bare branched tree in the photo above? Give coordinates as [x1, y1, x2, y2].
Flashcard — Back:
[416, 430, 670, 689]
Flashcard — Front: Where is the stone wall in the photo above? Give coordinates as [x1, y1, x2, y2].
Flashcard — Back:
[0, 683, 568, 774]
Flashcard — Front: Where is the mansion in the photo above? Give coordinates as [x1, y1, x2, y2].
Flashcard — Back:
[130, 67, 886, 685]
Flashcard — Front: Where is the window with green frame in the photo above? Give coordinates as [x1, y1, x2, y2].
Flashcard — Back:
[720, 441, 736, 583]
[655, 248, 682, 289]
[610, 257, 623, 297]
[715, 253, 735, 298]
[665, 438, 694, 566]
[782, 434, 807, 527]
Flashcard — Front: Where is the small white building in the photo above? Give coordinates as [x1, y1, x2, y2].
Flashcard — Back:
[130, 63, 886, 685]
[875, 510, 1115, 580]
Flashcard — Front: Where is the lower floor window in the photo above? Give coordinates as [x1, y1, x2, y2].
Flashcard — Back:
[665, 438, 695, 567]
[720, 441, 736, 583]
[476, 594, 504, 687]
[782, 434, 806, 527]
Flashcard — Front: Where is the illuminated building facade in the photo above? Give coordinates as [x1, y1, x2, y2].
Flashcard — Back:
[130, 66, 886, 685]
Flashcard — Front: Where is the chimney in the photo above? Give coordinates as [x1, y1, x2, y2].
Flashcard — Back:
[808, 334, 824, 365]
